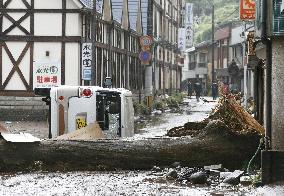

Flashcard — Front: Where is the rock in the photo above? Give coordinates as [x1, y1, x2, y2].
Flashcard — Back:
[240, 175, 253, 186]
[177, 168, 196, 181]
[189, 171, 208, 184]
[211, 192, 225, 196]
[220, 172, 232, 180]
[222, 170, 244, 185]
[229, 170, 244, 178]
[223, 176, 240, 185]
[209, 169, 220, 177]
[204, 164, 223, 171]
[151, 110, 162, 115]
[166, 169, 178, 179]
[151, 166, 162, 172]
[171, 162, 181, 168]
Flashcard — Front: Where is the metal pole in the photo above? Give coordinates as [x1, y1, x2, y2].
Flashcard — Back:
[91, 0, 97, 85]
[243, 22, 247, 108]
[211, 4, 215, 84]
[261, 0, 272, 150]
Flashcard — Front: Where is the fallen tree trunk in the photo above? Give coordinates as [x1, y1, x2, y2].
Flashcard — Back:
[0, 124, 261, 172]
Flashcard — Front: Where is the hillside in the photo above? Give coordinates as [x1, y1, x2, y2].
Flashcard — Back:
[187, 0, 239, 43]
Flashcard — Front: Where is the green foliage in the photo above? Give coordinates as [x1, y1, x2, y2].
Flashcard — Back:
[187, 0, 239, 44]
[153, 100, 167, 111]
[165, 93, 185, 108]
[133, 102, 150, 115]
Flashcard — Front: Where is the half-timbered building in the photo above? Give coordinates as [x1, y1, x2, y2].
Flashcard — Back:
[0, 0, 143, 120]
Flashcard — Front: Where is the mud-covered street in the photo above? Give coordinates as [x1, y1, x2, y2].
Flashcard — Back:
[0, 98, 283, 195]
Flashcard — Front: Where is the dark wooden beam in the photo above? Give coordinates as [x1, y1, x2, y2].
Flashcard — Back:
[29, 43, 34, 91]
[0, 42, 2, 90]
[0, 9, 81, 13]
[2, 12, 31, 35]
[3, 0, 12, 8]
[30, 0, 34, 35]
[61, 0, 66, 85]
[21, 0, 31, 9]
[2, 42, 30, 90]
[0, 36, 81, 42]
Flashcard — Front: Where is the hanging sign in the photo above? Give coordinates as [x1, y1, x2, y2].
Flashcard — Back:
[81, 43, 92, 81]
[185, 3, 194, 48]
[240, 0, 256, 21]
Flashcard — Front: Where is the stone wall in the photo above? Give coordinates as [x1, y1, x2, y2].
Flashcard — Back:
[272, 38, 284, 150]
[0, 96, 48, 121]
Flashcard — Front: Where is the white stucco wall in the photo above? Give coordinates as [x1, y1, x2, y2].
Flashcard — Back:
[34, 0, 62, 9]
[67, 0, 82, 9]
[34, 42, 61, 63]
[66, 13, 81, 36]
[6, 0, 27, 9]
[65, 43, 80, 85]
[34, 14, 62, 36]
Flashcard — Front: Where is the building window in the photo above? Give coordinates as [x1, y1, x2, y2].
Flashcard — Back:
[199, 53, 207, 63]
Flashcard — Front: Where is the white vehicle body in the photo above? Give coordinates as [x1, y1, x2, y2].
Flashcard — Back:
[50, 86, 134, 138]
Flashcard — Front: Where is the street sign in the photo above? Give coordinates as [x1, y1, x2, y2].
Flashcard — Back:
[139, 51, 152, 64]
[33, 61, 61, 89]
[240, 0, 256, 21]
[140, 35, 153, 48]
[81, 43, 92, 80]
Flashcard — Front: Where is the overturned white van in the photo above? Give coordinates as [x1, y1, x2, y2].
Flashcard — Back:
[35, 86, 134, 139]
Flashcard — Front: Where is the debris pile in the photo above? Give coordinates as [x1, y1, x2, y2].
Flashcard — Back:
[167, 94, 265, 137]
[144, 163, 258, 187]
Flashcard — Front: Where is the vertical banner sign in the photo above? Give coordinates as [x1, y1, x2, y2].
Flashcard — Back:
[33, 61, 61, 89]
[240, 0, 256, 21]
[81, 43, 92, 81]
[178, 28, 186, 51]
[185, 3, 194, 49]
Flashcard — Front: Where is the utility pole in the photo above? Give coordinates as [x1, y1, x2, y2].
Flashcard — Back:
[91, 0, 97, 85]
[211, 4, 215, 84]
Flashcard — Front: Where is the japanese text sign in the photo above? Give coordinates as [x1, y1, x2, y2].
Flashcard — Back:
[33, 61, 61, 89]
[81, 43, 92, 81]
[240, 0, 256, 21]
[185, 3, 194, 48]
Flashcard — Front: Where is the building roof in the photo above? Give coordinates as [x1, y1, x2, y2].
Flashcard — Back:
[79, 0, 148, 32]
[80, 0, 103, 13]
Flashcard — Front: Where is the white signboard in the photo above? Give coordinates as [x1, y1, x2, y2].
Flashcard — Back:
[33, 61, 61, 89]
[178, 28, 186, 51]
[185, 3, 194, 48]
[81, 43, 92, 81]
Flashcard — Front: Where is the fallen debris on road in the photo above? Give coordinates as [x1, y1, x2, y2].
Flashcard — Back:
[167, 94, 264, 137]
